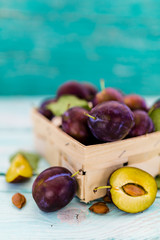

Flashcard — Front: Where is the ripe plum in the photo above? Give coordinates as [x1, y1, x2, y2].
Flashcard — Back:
[124, 94, 148, 111]
[93, 88, 124, 106]
[129, 110, 154, 137]
[32, 167, 77, 212]
[87, 101, 134, 142]
[62, 107, 91, 144]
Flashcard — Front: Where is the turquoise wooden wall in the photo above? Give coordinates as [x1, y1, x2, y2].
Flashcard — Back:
[0, 0, 160, 96]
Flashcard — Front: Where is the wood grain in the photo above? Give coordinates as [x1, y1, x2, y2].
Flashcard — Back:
[1, 97, 160, 240]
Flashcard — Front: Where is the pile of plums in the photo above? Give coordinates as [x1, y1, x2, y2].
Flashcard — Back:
[34, 82, 158, 214]
[38, 81, 158, 145]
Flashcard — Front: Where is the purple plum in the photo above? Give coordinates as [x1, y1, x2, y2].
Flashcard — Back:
[62, 107, 91, 144]
[38, 98, 56, 120]
[124, 94, 148, 111]
[32, 167, 77, 212]
[57, 81, 97, 101]
[87, 101, 135, 142]
[93, 88, 124, 106]
[82, 83, 98, 101]
[129, 110, 154, 137]
[57, 81, 88, 100]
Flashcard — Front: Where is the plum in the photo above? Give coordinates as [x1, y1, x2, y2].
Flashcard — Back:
[129, 110, 154, 137]
[93, 88, 124, 106]
[87, 101, 135, 142]
[62, 107, 91, 144]
[6, 154, 33, 183]
[57, 81, 88, 100]
[38, 98, 56, 120]
[38, 108, 53, 120]
[124, 94, 148, 111]
[94, 167, 157, 213]
[32, 167, 77, 212]
[109, 167, 157, 213]
[82, 83, 97, 101]
[57, 81, 97, 101]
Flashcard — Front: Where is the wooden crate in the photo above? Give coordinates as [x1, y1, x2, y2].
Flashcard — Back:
[32, 109, 160, 203]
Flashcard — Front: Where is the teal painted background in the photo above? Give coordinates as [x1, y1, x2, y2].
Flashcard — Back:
[0, 0, 160, 96]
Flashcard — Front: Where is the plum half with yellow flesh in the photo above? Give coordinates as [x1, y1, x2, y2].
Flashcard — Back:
[6, 154, 33, 183]
[109, 167, 157, 213]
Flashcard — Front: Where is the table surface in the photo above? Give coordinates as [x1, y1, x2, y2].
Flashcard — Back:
[0, 96, 160, 240]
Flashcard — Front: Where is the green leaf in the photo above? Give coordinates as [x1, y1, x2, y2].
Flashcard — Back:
[149, 107, 160, 131]
[47, 95, 91, 116]
[155, 175, 160, 189]
[10, 151, 41, 172]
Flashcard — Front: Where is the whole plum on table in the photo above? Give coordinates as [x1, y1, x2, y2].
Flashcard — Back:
[124, 94, 148, 111]
[62, 107, 91, 144]
[32, 167, 77, 212]
[87, 101, 135, 142]
[38, 98, 56, 120]
[129, 110, 154, 137]
[93, 88, 124, 106]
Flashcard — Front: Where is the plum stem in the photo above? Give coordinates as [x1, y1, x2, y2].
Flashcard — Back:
[100, 79, 105, 91]
[67, 103, 71, 110]
[71, 169, 82, 178]
[93, 186, 111, 193]
[85, 113, 96, 120]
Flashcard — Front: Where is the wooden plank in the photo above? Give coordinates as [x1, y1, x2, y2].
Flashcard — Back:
[0, 176, 35, 193]
[0, 97, 43, 129]
[1, 97, 160, 239]
[84, 132, 160, 168]
[1, 191, 160, 240]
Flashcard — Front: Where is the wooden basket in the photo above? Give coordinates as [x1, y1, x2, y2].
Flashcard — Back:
[32, 109, 160, 203]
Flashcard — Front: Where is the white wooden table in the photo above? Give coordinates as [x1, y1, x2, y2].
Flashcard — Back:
[0, 96, 160, 240]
